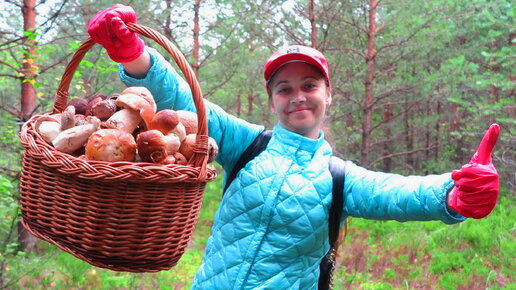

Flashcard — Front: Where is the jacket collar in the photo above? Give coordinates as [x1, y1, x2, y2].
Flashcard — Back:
[273, 123, 327, 153]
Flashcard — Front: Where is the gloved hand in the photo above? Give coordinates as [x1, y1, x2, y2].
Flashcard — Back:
[448, 123, 500, 219]
[87, 4, 144, 63]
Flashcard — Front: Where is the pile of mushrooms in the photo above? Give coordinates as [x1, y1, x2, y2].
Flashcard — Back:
[37, 87, 218, 165]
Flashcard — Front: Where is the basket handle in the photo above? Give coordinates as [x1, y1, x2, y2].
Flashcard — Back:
[52, 23, 209, 169]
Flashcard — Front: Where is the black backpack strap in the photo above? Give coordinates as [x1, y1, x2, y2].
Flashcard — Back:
[318, 156, 345, 290]
[222, 130, 272, 194]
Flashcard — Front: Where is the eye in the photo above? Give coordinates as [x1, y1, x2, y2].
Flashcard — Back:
[275, 87, 290, 94]
[304, 82, 317, 90]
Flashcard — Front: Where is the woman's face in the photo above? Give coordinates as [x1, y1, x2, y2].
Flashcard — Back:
[268, 62, 331, 139]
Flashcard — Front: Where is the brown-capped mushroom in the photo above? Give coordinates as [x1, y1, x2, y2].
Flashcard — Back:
[136, 129, 167, 163]
[176, 110, 198, 135]
[178, 133, 196, 161]
[136, 129, 182, 163]
[150, 109, 179, 134]
[90, 99, 116, 120]
[67, 97, 89, 115]
[178, 133, 218, 163]
[85, 128, 137, 162]
[116, 93, 155, 130]
[85, 94, 106, 116]
[121, 87, 157, 112]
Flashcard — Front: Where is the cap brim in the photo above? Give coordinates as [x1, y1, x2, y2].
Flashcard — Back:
[264, 53, 328, 84]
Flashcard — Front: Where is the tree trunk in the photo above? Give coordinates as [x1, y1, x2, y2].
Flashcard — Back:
[382, 104, 392, 171]
[192, 0, 201, 78]
[163, 0, 173, 40]
[434, 100, 441, 162]
[308, 0, 318, 47]
[19, 0, 39, 252]
[404, 100, 414, 169]
[20, 0, 38, 122]
[360, 0, 378, 166]
[247, 88, 255, 116]
[236, 93, 241, 117]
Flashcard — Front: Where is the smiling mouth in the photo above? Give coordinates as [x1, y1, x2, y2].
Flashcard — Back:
[290, 107, 310, 113]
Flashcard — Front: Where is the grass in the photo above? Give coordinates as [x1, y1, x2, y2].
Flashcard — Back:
[2, 176, 514, 289]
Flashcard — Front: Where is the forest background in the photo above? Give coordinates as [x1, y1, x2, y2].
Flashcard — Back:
[0, 0, 514, 289]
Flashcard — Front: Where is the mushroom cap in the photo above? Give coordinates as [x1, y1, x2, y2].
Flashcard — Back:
[90, 99, 116, 120]
[116, 93, 155, 129]
[67, 97, 89, 115]
[150, 109, 180, 134]
[85, 129, 136, 162]
[121, 87, 157, 112]
[136, 129, 168, 163]
[176, 110, 198, 135]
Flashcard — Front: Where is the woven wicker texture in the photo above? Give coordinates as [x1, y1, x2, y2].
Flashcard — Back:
[19, 23, 217, 272]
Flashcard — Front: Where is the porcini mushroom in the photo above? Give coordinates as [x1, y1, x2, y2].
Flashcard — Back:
[36, 114, 62, 144]
[85, 128, 137, 162]
[150, 109, 179, 134]
[60, 105, 76, 130]
[121, 87, 157, 112]
[103, 109, 142, 134]
[178, 134, 218, 163]
[116, 93, 155, 129]
[137, 130, 167, 163]
[136, 129, 181, 163]
[176, 110, 198, 135]
[90, 98, 116, 120]
[67, 97, 89, 115]
[52, 117, 100, 153]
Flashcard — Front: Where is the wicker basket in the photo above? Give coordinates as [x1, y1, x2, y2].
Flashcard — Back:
[18, 23, 217, 273]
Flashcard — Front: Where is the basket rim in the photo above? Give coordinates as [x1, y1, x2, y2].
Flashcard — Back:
[19, 23, 219, 183]
[20, 113, 217, 183]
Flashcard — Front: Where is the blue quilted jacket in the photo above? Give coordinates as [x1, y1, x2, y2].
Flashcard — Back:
[120, 48, 466, 289]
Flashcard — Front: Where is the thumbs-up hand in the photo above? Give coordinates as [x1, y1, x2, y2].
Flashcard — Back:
[448, 124, 500, 219]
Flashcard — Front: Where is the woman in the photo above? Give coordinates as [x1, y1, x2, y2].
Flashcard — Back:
[87, 5, 500, 289]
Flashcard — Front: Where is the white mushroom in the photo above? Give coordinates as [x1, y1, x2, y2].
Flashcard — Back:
[52, 117, 100, 153]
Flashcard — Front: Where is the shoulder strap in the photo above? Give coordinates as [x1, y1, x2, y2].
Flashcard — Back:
[318, 156, 345, 290]
[327, 156, 345, 246]
[222, 130, 272, 194]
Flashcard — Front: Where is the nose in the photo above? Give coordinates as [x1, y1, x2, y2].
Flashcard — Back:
[290, 91, 306, 105]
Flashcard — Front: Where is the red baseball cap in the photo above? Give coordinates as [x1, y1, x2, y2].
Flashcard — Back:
[264, 45, 330, 88]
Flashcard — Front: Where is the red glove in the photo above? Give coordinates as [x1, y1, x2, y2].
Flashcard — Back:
[448, 124, 500, 219]
[87, 4, 144, 63]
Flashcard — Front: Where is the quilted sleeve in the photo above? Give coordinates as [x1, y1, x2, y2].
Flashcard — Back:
[118, 47, 264, 171]
[343, 161, 466, 224]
